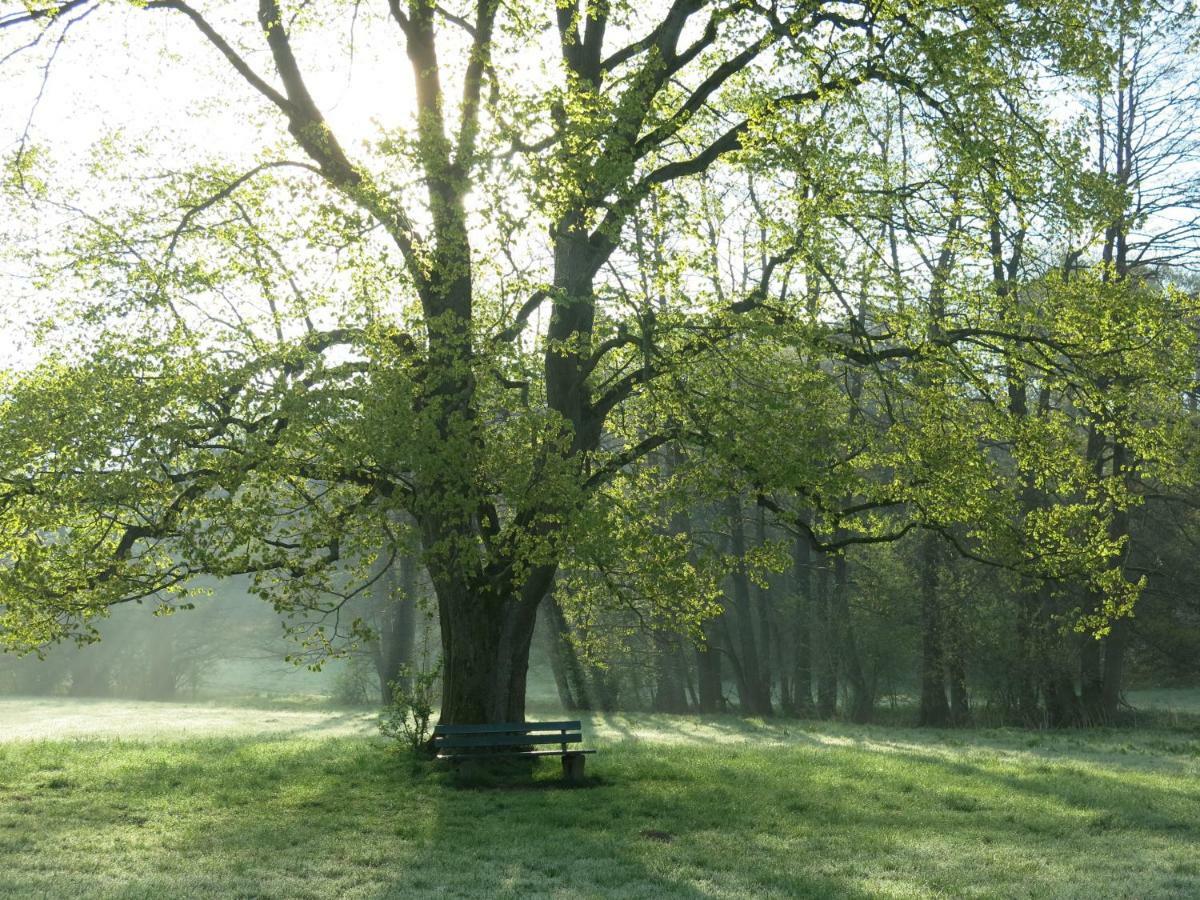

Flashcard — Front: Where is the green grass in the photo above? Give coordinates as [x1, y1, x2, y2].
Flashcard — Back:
[1, 705, 1199, 898]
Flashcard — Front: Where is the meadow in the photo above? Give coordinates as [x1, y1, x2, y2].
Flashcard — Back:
[2, 694, 1199, 898]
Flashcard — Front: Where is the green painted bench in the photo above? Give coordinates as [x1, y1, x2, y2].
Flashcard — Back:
[432, 720, 595, 781]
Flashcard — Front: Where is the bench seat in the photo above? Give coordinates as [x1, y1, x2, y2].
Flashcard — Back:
[432, 720, 595, 780]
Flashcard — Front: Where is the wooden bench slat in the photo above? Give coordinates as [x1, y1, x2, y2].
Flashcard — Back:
[434, 733, 583, 749]
[437, 748, 597, 760]
[432, 720, 581, 736]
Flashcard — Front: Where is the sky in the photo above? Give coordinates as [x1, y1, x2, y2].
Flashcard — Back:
[0, 3, 430, 367]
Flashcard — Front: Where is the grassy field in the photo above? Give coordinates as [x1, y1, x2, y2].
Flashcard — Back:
[1, 699, 1199, 898]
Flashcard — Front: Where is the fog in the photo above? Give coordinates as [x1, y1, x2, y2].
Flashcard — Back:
[0, 575, 423, 707]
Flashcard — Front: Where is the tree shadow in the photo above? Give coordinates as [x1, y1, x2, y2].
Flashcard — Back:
[0, 736, 877, 898]
[5, 728, 1197, 898]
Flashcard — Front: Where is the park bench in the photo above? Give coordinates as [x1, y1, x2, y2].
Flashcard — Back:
[432, 720, 595, 781]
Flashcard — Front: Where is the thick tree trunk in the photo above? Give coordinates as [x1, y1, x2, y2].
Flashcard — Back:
[946, 652, 969, 726]
[753, 505, 777, 711]
[144, 632, 179, 701]
[1012, 588, 1042, 725]
[943, 587, 970, 725]
[434, 564, 553, 724]
[1045, 663, 1083, 728]
[69, 652, 111, 698]
[1099, 441, 1133, 722]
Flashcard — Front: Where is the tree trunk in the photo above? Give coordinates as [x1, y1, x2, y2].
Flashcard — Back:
[1045, 660, 1083, 728]
[542, 592, 592, 711]
[144, 631, 179, 701]
[652, 634, 691, 713]
[727, 495, 772, 716]
[943, 585, 970, 725]
[69, 651, 111, 698]
[1012, 587, 1042, 725]
[753, 504, 777, 712]
[788, 533, 815, 716]
[831, 553, 873, 723]
[814, 556, 838, 718]
[1099, 440, 1134, 722]
[434, 564, 552, 724]
[918, 533, 950, 727]
[374, 552, 417, 703]
[1079, 632, 1104, 725]
[695, 623, 724, 714]
[1101, 618, 1130, 721]
[946, 651, 969, 726]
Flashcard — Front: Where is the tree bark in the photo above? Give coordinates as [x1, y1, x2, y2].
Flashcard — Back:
[433, 563, 553, 724]
[652, 634, 691, 713]
[695, 624, 724, 714]
[814, 555, 838, 718]
[373, 551, 417, 703]
[918, 533, 950, 727]
[726, 495, 772, 716]
[1101, 617, 1130, 721]
[542, 592, 592, 711]
[831, 553, 873, 723]
[788, 533, 815, 716]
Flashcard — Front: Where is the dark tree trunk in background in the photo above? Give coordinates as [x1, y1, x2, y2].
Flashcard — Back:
[1045, 662, 1083, 728]
[1013, 589, 1042, 725]
[1079, 422, 1108, 724]
[832, 553, 873, 723]
[918, 533, 950, 727]
[753, 505, 777, 711]
[815, 557, 838, 718]
[69, 652, 112, 698]
[543, 592, 592, 711]
[727, 496, 773, 716]
[695, 624, 724, 714]
[944, 590, 970, 725]
[1102, 618, 1130, 721]
[652, 634, 691, 713]
[1080, 632, 1104, 724]
[947, 651, 970, 726]
[374, 552, 417, 703]
[1099, 440, 1133, 722]
[1042, 590, 1084, 727]
[787, 533, 815, 716]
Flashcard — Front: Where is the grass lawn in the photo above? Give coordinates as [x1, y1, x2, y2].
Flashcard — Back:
[1, 701, 1199, 898]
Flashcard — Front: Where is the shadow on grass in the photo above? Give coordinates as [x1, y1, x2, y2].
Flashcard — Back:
[0, 736, 878, 898]
[4, 727, 1198, 898]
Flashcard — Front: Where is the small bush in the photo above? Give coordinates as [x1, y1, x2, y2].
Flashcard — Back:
[378, 661, 441, 754]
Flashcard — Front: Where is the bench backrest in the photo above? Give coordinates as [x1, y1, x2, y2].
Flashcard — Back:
[432, 720, 583, 750]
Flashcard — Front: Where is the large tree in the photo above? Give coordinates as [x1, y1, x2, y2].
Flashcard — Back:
[0, 0, 1110, 722]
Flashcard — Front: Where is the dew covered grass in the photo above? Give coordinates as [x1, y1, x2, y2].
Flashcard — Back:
[1, 697, 1198, 898]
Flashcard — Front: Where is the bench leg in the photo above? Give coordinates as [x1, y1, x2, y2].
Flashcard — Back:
[562, 753, 586, 782]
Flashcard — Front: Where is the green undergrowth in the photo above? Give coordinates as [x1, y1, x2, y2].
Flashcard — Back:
[1, 710, 1198, 898]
